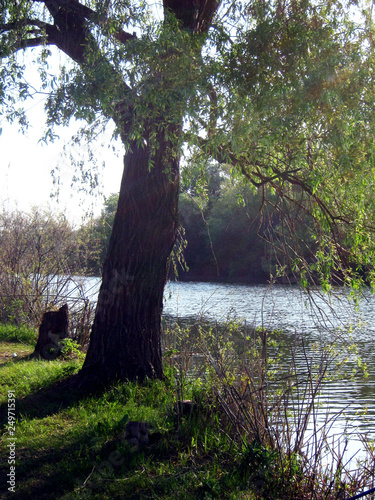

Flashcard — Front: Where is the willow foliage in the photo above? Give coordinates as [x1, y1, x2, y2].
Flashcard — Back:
[1, 0, 375, 289]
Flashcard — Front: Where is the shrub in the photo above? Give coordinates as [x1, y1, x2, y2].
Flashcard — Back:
[0, 206, 93, 328]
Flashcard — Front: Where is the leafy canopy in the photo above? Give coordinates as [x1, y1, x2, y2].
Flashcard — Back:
[1, 0, 375, 288]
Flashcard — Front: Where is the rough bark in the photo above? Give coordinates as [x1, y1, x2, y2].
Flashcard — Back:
[163, 0, 220, 33]
[1, 1, 220, 386]
[80, 132, 180, 383]
[77, 0, 220, 386]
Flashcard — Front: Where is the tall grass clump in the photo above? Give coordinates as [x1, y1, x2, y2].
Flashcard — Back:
[0, 323, 38, 346]
[163, 314, 375, 499]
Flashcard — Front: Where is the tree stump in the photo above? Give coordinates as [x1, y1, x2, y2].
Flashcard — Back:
[33, 304, 69, 360]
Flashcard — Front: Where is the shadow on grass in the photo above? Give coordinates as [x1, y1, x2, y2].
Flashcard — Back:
[0, 374, 128, 500]
[0, 347, 35, 366]
[0, 371, 103, 428]
[0, 368, 253, 500]
[0, 395, 211, 500]
[0, 421, 163, 500]
[0, 420, 243, 500]
[0, 426, 97, 500]
[0, 352, 34, 368]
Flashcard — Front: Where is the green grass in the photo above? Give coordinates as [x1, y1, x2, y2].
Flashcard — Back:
[0, 323, 371, 499]
[0, 341, 34, 360]
[0, 356, 82, 399]
[0, 323, 38, 346]
[0, 332, 258, 500]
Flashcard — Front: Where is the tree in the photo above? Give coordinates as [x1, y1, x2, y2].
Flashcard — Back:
[207, 183, 270, 282]
[1, 0, 375, 386]
[80, 193, 120, 275]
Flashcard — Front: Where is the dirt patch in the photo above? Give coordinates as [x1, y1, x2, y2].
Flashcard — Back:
[0, 343, 34, 364]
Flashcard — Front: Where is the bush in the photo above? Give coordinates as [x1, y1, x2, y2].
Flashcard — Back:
[163, 317, 374, 499]
[0, 206, 92, 327]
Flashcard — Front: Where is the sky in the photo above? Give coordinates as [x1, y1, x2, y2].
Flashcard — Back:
[0, 50, 125, 225]
[0, 114, 124, 224]
[0, 1, 168, 225]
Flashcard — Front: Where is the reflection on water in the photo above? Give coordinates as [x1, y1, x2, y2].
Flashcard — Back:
[84, 278, 375, 460]
[163, 281, 375, 464]
[163, 282, 360, 333]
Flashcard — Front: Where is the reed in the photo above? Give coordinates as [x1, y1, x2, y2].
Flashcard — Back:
[164, 316, 375, 499]
[0, 317, 373, 499]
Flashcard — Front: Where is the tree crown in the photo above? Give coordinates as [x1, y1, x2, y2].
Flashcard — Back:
[1, 0, 375, 289]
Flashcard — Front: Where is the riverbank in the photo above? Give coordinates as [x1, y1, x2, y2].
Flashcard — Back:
[1, 323, 374, 499]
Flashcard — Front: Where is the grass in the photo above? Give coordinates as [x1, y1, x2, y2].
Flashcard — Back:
[0, 323, 38, 346]
[0, 326, 249, 500]
[0, 341, 34, 360]
[0, 360, 243, 499]
[0, 322, 374, 499]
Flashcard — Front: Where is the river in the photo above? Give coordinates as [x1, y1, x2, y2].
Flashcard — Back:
[79, 278, 375, 465]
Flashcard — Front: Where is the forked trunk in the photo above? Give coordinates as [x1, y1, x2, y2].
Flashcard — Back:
[80, 134, 179, 384]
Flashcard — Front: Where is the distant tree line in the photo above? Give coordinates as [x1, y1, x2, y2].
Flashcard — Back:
[177, 165, 273, 282]
[0, 189, 282, 326]
[81, 164, 317, 283]
[0, 167, 366, 327]
[0, 207, 91, 325]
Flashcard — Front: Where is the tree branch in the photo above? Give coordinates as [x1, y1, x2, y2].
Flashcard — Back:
[186, 132, 352, 229]
[39, 0, 136, 45]
[0, 1, 135, 141]
[0, 19, 60, 56]
[0, 18, 50, 33]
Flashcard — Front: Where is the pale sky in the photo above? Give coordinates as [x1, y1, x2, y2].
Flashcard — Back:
[0, 117, 124, 224]
[0, 50, 124, 225]
[0, 1, 165, 224]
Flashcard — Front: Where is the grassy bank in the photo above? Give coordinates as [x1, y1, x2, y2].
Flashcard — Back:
[0, 323, 373, 499]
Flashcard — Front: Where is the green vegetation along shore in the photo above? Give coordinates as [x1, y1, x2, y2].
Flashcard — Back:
[1, 322, 373, 499]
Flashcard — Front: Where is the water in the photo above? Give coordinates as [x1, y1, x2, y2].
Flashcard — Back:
[82, 278, 375, 464]
[166, 282, 375, 466]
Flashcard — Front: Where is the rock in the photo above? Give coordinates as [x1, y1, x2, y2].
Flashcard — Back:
[125, 421, 150, 448]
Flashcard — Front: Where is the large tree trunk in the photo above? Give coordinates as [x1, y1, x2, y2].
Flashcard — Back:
[80, 133, 179, 384]
[77, 0, 220, 387]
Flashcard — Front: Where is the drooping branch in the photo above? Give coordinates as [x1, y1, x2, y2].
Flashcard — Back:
[38, 0, 136, 139]
[207, 83, 218, 138]
[0, 18, 59, 55]
[188, 132, 352, 231]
